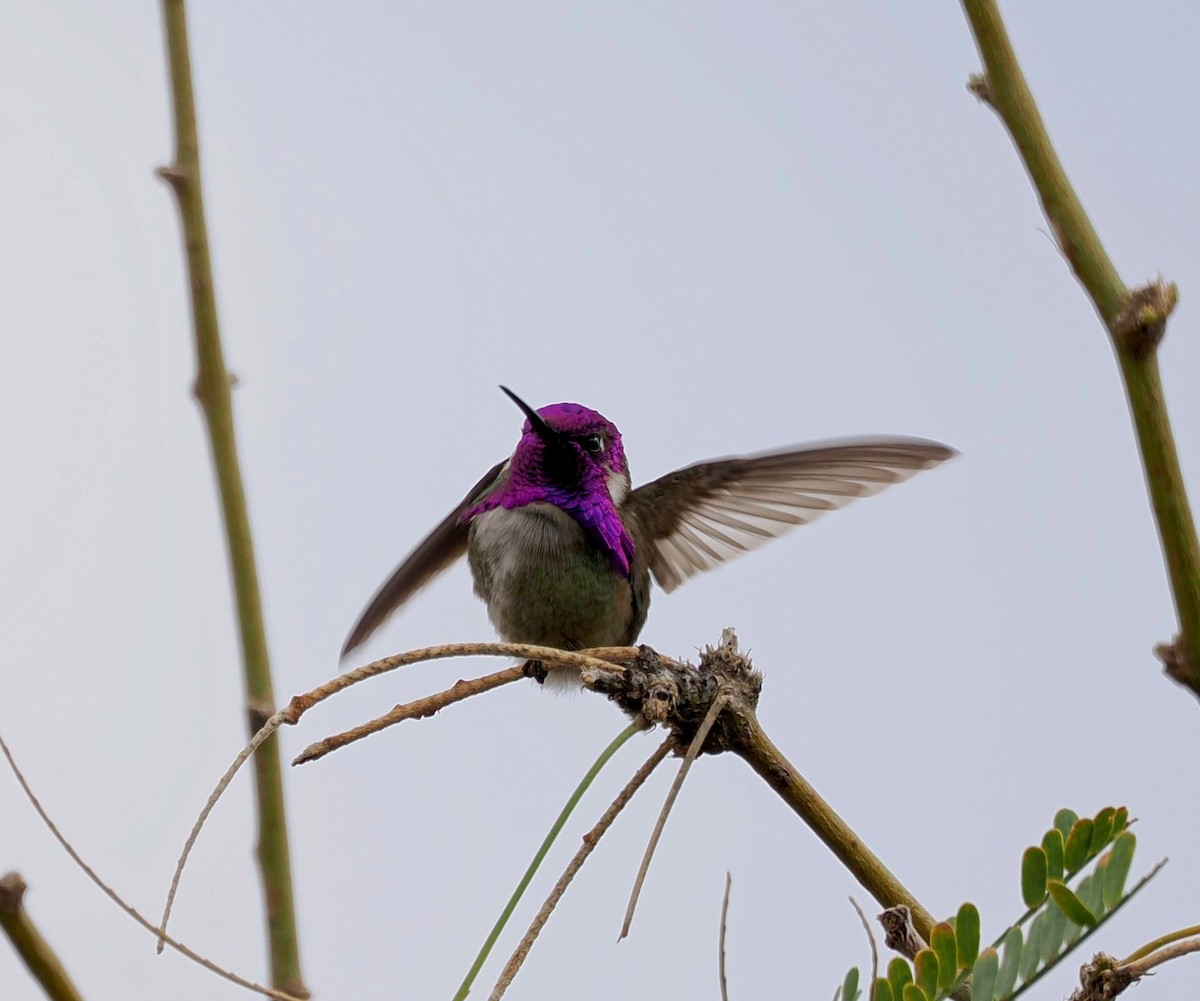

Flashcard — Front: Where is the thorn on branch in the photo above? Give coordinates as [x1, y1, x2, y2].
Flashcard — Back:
[967, 72, 994, 106]
[155, 163, 190, 190]
[1155, 635, 1198, 693]
[1114, 278, 1179, 358]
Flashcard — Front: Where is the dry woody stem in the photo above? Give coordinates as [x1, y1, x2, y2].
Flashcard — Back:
[0, 734, 304, 1001]
[961, 0, 1200, 695]
[157, 2, 305, 993]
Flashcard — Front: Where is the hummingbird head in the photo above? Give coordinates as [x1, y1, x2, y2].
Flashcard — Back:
[499, 386, 630, 503]
[462, 388, 636, 576]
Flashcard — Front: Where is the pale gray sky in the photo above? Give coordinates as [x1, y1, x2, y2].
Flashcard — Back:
[2, 4, 1199, 1000]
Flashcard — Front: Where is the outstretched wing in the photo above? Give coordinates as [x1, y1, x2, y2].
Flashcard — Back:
[622, 438, 954, 593]
[341, 459, 508, 660]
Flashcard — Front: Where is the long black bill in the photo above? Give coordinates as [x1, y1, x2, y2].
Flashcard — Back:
[499, 386, 563, 446]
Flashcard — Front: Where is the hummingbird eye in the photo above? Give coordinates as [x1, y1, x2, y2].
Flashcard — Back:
[579, 433, 604, 455]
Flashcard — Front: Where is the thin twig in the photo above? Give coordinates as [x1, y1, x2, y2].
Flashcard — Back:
[159, 641, 630, 943]
[850, 898, 879, 1000]
[292, 665, 525, 765]
[1122, 937, 1200, 977]
[157, 2, 304, 993]
[157, 707, 290, 951]
[620, 691, 729, 939]
[718, 873, 732, 1001]
[297, 642, 629, 719]
[0, 734, 304, 1001]
[0, 873, 85, 1001]
[454, 722, 647, 1001]
[488, 736, 674, 1001]
[1121, 924, 1200, 965]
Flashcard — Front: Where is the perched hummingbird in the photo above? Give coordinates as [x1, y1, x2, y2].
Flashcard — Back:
[342, 388, 953, 672]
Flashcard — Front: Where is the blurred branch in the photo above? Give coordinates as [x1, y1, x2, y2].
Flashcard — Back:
[0, 873, 85, 1001]
[156, 2, 305, 995]
[960, 0, 1200, 697]
[718, 873, 733, 1001]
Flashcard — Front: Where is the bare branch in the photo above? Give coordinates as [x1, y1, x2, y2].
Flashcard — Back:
[160, 641, 632, 942]
[960, 0, 1200, 694]
[157, 1, 304, 991]
[292, 665, 526, 765]
[0, 734, 304, 1001]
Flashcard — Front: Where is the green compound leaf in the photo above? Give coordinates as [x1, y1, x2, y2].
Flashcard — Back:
[1064, 874, 1097, 944]
[1053, 808, 1079, 839]
[1091, 807, 1116, 855]
[914, 948, 939, 1001]
[1040, 829, 1065, 882]
[1047, 879, 1097, 928]
[1020, 846, 1048, 908]
[902, 984, 926, 1001]
[1019, 912, 1044, 983]
[1111, 807, 1129, 836]
[841, 965, 861, 1001]
[931, 923, 957, 992]
[872, 978, 894, 1001]
[1064, 819, 1094, 874]
[995, 926, 1022, 999]
[1103, 831, 1137, 910]
[887, 957, 914, 1001]
[971, 948, 999, 1001]
[1041, 892, 1067, 963]
[956, 903, 980, 970]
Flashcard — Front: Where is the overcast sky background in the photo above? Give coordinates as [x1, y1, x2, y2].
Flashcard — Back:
[2, 4, 1199, 1000]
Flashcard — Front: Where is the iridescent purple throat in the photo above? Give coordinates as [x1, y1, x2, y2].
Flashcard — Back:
[463, 479, 635, 577]
[461, 402, 636, 577]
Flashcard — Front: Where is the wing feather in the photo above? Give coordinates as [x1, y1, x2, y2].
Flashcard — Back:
[624, 438, 954, 593]
[340, 459, 508, 659]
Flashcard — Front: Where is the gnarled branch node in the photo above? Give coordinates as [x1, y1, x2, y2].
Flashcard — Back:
[1115, 278, 1179, 358]
[581, 628, 761, 754]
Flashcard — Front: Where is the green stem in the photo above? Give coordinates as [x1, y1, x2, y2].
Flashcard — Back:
[0, 874, 85, 1001]
[961, 0, 1200, 692]
[158, 3, 306, 995]
[452, 722, 643, 1001]
[731, 711, 937, 941]
[1121, 922, 1200, 965]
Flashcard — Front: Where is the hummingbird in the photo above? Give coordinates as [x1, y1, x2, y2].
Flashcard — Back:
[342, 388, 954, 675]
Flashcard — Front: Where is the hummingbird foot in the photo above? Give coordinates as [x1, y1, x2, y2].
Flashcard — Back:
[522, 659, 548, 685]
